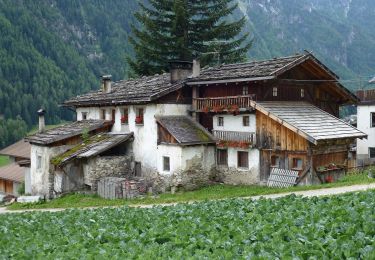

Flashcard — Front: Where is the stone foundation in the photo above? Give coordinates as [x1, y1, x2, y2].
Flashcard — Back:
[216, 166, 260, 185]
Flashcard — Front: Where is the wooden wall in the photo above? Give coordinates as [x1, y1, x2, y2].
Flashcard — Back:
[157, 123, 178, 144]
[0, 179, 13, 194]
[256, 111, 308, 151]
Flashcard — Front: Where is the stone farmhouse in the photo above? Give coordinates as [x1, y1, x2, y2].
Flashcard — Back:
[25, 52, 366, 198]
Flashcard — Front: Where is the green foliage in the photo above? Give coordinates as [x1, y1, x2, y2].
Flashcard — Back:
[81, 128, 90, 143]
[129, 0, 251, 75]
[2, 191, 375, 258]
[0, 117, 27, 148]
[8, 170, 375, 210]
[0, 155, 9, 167]
[17, 182, 25, 196]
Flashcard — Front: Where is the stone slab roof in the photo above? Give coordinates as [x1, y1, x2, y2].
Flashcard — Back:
[0, 163, 24, 183]
[25, 120, 113, 146]
[0, 139, 31, 159]
[156, 116, 215, 145]
[254, 101, 367, 144]
[52, 133, 133, 166]
[64, 73, 183, 107]
[187, 54, 308, 83]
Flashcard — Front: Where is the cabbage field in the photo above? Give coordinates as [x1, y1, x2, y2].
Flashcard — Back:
[1, 191, 375, 259]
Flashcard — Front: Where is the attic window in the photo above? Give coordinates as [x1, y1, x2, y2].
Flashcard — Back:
[135, 108, 144, 125]
[243, 116, 249, 126]
[100, 109, 106, 120]
[81, 112, 88, 120]
[218, 116, 224, 126]
[242, 86, 249, 95]
[272, 87, 278, 97]
[301, 89, 305, 98]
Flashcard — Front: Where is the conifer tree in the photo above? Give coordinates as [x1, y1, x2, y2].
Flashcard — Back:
[128, 0, 251, 76]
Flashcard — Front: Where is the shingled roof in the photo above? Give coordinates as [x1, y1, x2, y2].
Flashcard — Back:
[0, 139, 30, 159]
[25, 120, 113, 146]
[254, 101, 367, 144]
[156, 116, 215, 145]
[64, 73, 183, 107]
[187, 54, 309, 83]
[52, 133, 133, 166]
[0, 163, 24, 183]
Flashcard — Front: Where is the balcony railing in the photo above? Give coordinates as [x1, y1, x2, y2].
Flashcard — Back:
[193, 95, 256, 112]
[213, 130, 256, 144]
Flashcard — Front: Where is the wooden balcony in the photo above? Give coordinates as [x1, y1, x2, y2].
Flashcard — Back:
[213, 130, 256, 144]
[193, 95, 256, 112]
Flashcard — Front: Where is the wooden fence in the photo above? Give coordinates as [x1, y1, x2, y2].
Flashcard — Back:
[267, 168, 299, 188]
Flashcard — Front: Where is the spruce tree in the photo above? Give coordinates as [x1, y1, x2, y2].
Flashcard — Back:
[129, 0, 251, 76]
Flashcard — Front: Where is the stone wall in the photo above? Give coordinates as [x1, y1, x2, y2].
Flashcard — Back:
[216, 166, 260, 185]
[87, 155, 133, 192]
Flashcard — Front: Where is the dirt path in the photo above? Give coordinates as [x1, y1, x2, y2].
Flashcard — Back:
[1, 183, 375, 214]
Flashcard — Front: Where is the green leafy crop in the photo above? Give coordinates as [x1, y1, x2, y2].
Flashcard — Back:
[0, 191, 374, 259]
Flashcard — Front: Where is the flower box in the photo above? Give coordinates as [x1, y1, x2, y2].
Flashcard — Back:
[135, 116, 143, 124]
[121, 115, 128, 124]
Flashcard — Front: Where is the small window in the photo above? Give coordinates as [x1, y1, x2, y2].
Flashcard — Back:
[111, 109, 116, 122]
[271, 156, 280, 167]
[243, 116, 250, 126]
[272, 87, 278, 97]
[37, 155, 42, 170]
[163, 156, 170, 171]
[81, 112, 88, 120]
[369, 148, 375, 158]
[242, 86, 249, 95]
[371, 113, 375, 128]
[301, 89, 305, 98]
[237, 151, 249, 168]
[218, 116, 224, 126]
[292, 158, 303, 170]
[136, 108, 144, 125]
[217, 149, 228, 166]
[100, 109, 106, 120]
[121, 108, 129, 124]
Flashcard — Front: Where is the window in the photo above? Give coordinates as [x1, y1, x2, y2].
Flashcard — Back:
[371, 113, 375, 128]
[272, 87, 278, 97]
[135, 108, 144, 125]
[292, 158, 303, 170]
[237, 151, 249, 168]
[81, 112, 88, 120]
[163, 156, 170, 171]
[301, 89, 305, 98]
[217, 149, 228, 166]
[243, 116, 250, 126]
[271, 156, 280, 167]
[218, 116, 224, 126]
[242, 86, 249, 95]
[121, 108, 129, 124]
[100, 109, 106, 120]
[369, 148, 375, 158]
[37, 155, 42, 170]
[111, 109, 116, 122]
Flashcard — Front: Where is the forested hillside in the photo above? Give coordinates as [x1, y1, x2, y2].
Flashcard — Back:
[0, 0, 374, 148]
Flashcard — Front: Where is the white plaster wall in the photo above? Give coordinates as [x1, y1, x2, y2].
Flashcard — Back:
[357, 105, 375, 157]
[76, 104, 190, 175]
[157, 145, 183, 174]
[227, 147, 259, 170]
[30, 145, 72, 195]
[212, 113, 256, 132]
[181, 145, 216, 170]
[24, 167, 31, 194]
[13, 182, 20, 196]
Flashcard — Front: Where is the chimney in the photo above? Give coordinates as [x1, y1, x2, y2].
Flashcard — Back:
[169, 61, 193, 83]
[37, 108, 46, 133]
[101, 75, 112, 93]
[192, 59, 200, 77]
